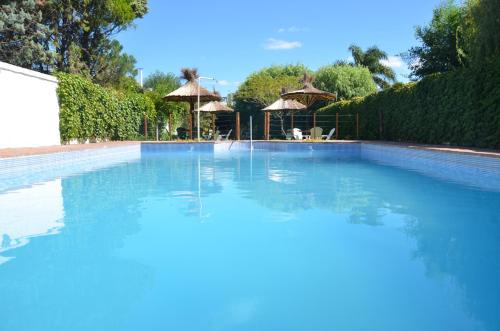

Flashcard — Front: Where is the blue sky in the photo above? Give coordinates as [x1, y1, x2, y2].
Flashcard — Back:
[117, 0, 442, 95]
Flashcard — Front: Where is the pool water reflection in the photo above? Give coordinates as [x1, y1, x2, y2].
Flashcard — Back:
[0, 150, 499, 331]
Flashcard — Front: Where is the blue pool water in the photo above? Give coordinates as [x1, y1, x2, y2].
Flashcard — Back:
[1, 147, 500, 330]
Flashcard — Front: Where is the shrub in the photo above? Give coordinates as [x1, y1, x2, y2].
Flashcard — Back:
[319, 60, 500, 149]
[56, 73, 155, 143]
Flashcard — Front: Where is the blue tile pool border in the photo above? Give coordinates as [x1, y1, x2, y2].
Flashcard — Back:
[0, 145, 141, 192]
[1, 142, 500, 193]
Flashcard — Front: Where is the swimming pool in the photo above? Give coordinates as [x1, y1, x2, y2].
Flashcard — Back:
[1, 142, 500, 330]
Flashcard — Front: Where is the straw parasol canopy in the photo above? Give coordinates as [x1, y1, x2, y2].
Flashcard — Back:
[281, 72, 336, 107]
[263, 97, 306, 112]
[198, 101, 234, 113]
[163, 68, 221, 110]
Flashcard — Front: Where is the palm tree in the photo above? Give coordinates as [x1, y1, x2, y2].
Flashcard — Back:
[348, 45, 397, 89]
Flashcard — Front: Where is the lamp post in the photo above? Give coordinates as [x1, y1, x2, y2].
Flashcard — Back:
[138, 68, 144, 88]
[197, 76, 215, 141]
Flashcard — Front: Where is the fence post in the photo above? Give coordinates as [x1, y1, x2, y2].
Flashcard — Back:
[336, 112, 339, 140]
[169, 112, 173, 140]
[156, 117, 159, 141]
[212, 113, 216, 138]
[356, 113, 359, 139]
[263, 112, 267, 140]
[267, 112, 270, 140]
[264, 111, 270, 140]
[144, 116, 148, 140]
[236, 112, 240, 140]
[379, 110, 383, 139]
[268, 112, 271, 140]
[188, 113, 193, 140]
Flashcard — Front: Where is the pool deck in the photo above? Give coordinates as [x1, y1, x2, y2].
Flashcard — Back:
[1, 140, 499, 159]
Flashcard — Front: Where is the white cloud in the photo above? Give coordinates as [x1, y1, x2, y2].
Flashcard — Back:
[217, 80, 240, 87]
[380, 56, 405, 68]
[264, 38, 302, 50]
[278, 26, 309, 33]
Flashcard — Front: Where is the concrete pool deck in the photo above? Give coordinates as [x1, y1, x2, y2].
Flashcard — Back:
[1, 140, 499, 159]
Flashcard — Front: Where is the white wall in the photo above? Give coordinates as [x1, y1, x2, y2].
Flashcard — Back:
[0, 61, 60, 148]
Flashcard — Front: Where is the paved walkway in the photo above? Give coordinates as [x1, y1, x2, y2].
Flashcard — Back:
[0, 141, 139, 158]
[363, 141, 500, 158]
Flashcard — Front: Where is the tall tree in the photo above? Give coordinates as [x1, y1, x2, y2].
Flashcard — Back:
[404, 1, 468, 78]
[0, 0, 54, 71]
[143, 71, 185, 137]
[348, 44, 396, 89]
[93, 40, 138, 86]
[235, 65, 305, 108]
[315, 64, 377, 100]
[234, 64, 307, 136]
[469, 0, 500, 63]
[41, 0, 147, 79]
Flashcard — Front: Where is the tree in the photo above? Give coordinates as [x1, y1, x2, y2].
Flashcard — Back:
[0, 0, 54, 71]
[143, 71, 185, 139]
[93, 40, 138, 87]
[404, 1, 468, 78]
[235, 64, 307, 108]
[234, 64, 307, 137]
[40, 0, 147, 79]
[315, 64, 377, 100]
[468, 0, 500, 64]
[348, 44, 396, 89]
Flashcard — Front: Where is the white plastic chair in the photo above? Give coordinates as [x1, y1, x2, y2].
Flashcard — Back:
[322, 128, 336, 140]
[219, 129, 232, 141]
[286, 128, 303, 140]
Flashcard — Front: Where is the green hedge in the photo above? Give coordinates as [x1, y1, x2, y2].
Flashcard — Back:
[56, 73, 155, 143]
[319, 61, 500, 149]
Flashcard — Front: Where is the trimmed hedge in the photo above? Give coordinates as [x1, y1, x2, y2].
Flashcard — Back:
[56, 73, 155, 143]
[319, 61, 500, 149]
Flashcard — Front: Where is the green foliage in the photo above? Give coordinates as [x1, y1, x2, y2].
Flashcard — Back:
[258, 63, 312, 79]
[93, 40, 138, 87]
[32, 0, 147, 83]
[0, 0, 54, 71]
[315, 64, 377, 100]
[235, 73, 301, 108]
[468, 0, 500, 64]
[319, 61, 500, 149]
[348, 44, 396, 89]
[143, 71, 187, 137]
[234, 64, 307, 136]
[56, 72, 155, 143]
[405, 1, 469, 78]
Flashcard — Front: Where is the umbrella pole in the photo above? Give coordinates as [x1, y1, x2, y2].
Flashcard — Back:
[267, 112, 270, 140]
[291, 112, 294, 130]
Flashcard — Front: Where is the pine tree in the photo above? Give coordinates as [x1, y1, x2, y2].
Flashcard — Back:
[0, 0, 54, 71]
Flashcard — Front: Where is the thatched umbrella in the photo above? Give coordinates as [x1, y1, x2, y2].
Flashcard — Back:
[163, 68, 221, 139]
[262, 98, 306, 112]
[281, 72, 337, 107]
[198, 101, 234, 113]
[281, 73, 336, 129]
[198, 100, 234, 137]
[262, 92, 307, 139]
